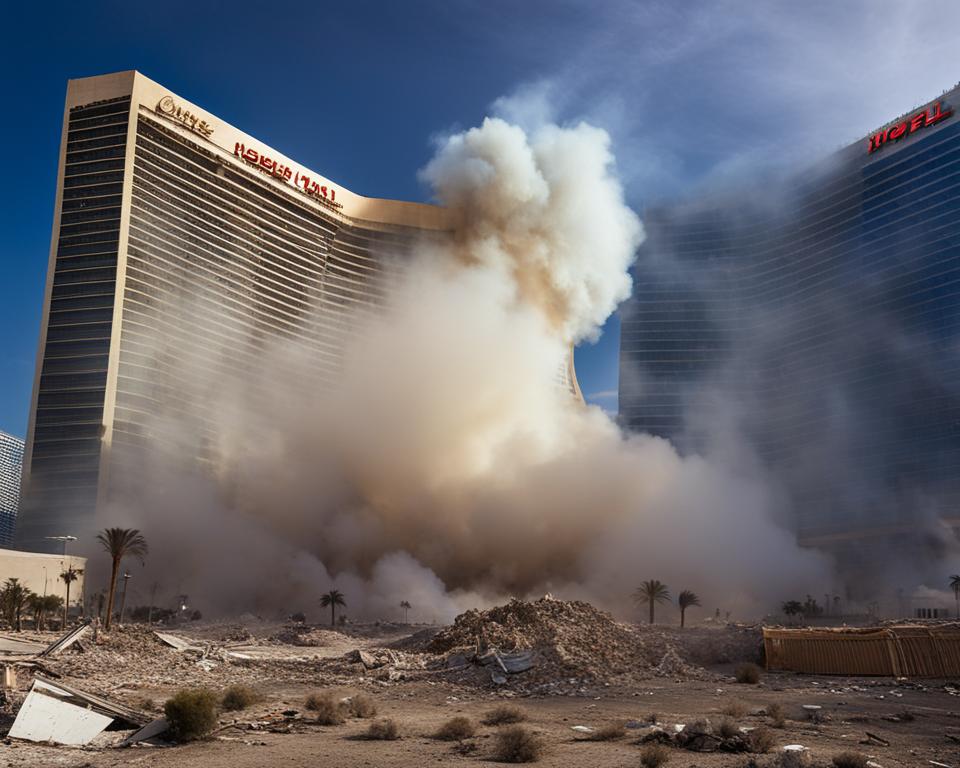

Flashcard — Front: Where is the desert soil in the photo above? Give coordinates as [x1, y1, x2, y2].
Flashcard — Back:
[0, 615, 957, 767]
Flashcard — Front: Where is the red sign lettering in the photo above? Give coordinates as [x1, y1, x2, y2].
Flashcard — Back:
[234, 143, 340, 208]
[868, 100, 953, 154]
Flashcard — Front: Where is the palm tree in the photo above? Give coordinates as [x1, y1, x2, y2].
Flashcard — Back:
[320, 590, 346, 627]
[29, 594, 62, 631]
[677, 590, 701, 628]
[400, 600, 411, 623]
[950, 575, 960, 619]
[59, 566, 83, 627]
[96, 528, 148, 630]
[1, 579, 34, 632]
[634, 580, 671, 624]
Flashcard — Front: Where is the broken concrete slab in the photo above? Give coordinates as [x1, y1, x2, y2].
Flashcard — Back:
[39, 620, 92, 657]
[154, 631, 199, 652]
[10, 681, 114, 745]
[8, 676, 147, 746]
[119, 717, 171, 747]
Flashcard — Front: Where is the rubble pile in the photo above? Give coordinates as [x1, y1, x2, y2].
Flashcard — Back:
[425, 597, 709, 688]
[269, 625, 344, 647]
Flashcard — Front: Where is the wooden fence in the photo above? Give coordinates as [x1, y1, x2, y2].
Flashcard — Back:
[763, 624, 960, 677]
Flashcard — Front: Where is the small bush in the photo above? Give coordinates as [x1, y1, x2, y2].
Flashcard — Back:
[304, 692, 345, 725]
[640, 743, 671, 768]
[221, 684, 260, 712]
[832, 752, 869, 768]
[492, 725, 543, 763]
[735, 663, 762, 684]
[766, 702, 786, 728]
[749, 726, 776, 754]
[646, 712, 659, 724]
[898, 710, 915, 722]
[482, 704, 527, 726]
[434, 716, 477, 741]
[138, 697, 157, 712]
[587, 722, 625, 741]
[716, 719, 740, 739]
[163, 688, 219, 742]
[365, 718, 400, 740]
[722, 700, 749, 718]
[346, 693, 377, 718]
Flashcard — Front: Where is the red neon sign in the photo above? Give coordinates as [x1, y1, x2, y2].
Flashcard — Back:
[233, 143, 340, 208]
[868, 101, 953, 154]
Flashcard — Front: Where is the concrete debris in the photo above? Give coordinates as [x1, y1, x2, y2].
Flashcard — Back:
[346, 649, 382, 668]
[422, 597, 725, 692]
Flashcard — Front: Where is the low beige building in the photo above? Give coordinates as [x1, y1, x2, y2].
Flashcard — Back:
[0, 549, 87, 611]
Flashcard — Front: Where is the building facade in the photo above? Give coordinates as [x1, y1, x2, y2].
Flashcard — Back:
[620, 84, 960, 550]
[0, 431, 24, 547]
[20, 71, 585, 552]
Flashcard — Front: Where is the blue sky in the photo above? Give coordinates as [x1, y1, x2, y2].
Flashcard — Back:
[2, 0, 959, 437]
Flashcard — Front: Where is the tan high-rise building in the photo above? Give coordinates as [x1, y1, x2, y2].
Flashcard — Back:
[18, 71, 581, 552]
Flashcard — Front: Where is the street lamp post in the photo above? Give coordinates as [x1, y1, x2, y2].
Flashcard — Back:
[44, 535, 77, 556]
[118, 572, 132, 625]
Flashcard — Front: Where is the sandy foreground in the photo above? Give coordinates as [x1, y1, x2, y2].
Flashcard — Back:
[0, 610, 957, 768]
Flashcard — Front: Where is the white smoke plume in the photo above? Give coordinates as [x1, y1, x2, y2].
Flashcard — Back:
[93, 114, 830, 622]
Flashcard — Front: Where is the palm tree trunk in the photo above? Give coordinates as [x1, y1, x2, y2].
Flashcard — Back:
[64, 583, 71, 628]
[105, 558, 120, 631]
[330, 603, 335, 627]
[649, 602, 654, 625]
[681, 607, 686, 628]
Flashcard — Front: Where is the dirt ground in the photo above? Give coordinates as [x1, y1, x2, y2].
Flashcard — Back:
[1, 616, 959, 767]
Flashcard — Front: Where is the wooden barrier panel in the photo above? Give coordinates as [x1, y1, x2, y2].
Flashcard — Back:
[763, 624, 960, 677]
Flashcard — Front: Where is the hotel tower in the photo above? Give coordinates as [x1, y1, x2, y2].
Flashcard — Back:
[17, 71, 581, 552]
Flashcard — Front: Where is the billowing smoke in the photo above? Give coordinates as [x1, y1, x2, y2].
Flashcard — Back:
[94, 115, 829, 622]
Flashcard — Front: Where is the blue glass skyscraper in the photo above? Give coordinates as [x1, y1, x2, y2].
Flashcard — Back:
[620, 85, 960, 568]
[0, 431, 24, 547]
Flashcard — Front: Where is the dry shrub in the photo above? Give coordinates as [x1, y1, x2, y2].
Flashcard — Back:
[221, 684, 260, 712]
[722, 700, 749, 718]
[717, 719, 740, 739]
[640, 743, 671, 768]
[163, 688, 219, 742]
[138, 697, 157, 712]
[832, 752, 869, 768]
[434, 716, 477, 741]
[346, 693, 377, 718]
[646, 712, 659, 723]
[749, 726, 776, 754]
[492, 725, 544, 763]
[304, 692, 345, 725]
[365, 718, 400, 740]
[766, 702, 786, 728]
[898, 710, 915, 722]
[483, 704, 527, 726]
[735, 663, 762, 684]
[587, 722, 625, 741]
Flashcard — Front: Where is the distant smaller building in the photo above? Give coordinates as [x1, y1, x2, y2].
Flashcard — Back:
[0, 431, 24, 547]
[0, 549, 87, 614]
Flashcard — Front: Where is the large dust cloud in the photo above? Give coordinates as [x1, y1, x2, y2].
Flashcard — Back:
[94, 115, 830, 623]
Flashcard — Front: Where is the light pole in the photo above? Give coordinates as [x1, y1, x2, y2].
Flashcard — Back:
[44, 535, 77, 556]
[118, 572, 132, 625]
[41, 566, 47, 597]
